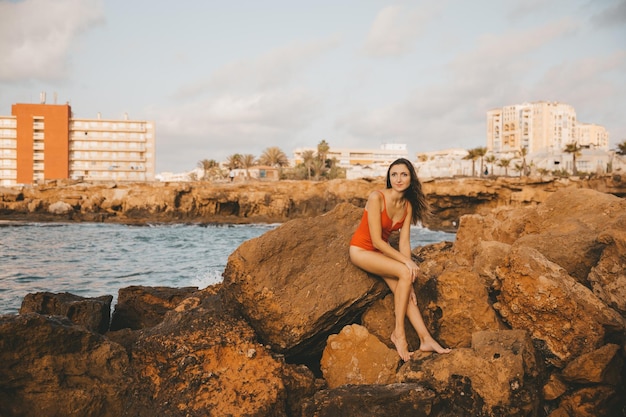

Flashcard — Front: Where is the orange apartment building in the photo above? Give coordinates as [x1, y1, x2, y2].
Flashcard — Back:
[0, 102, 155, 186]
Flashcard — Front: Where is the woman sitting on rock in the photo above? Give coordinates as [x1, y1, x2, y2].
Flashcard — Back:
[349, 158, 451, 361]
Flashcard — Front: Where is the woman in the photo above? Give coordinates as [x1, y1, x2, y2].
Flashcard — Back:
[349, 158, 451, 361]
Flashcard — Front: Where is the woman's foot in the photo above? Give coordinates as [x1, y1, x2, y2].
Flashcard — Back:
[419, 338, 451, 354]
[391, 331, 413, 361]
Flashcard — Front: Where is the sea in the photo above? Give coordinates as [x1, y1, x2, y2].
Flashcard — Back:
[0, 222, 455, 315]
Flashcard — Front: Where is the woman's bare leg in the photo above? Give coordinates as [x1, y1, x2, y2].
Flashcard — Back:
[381, 276, 451, 354]
[350, 246, 451, 359]
[350, 247, 414, 361]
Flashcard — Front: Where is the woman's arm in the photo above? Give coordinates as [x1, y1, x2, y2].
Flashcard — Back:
[398, 201, 413, 258]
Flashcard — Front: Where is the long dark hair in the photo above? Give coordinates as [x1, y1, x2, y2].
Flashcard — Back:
[386, 158, 429, 225]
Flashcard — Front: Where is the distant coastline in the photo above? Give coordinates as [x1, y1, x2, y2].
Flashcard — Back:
[1, 175, 624, 232]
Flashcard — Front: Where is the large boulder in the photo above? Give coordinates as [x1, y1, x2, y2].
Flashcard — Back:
[397, 330, 542, 417]
[514, 188, 626, 284]
[19, 291, 113, 334]
[588, 227, 626, 316]
[493, 245, 624, 367]
[222, 202, 388, 358]
[109, 285, 199, 330]
[126, 289, 317, 417]
[0, 313, 130, 417]
[320, 324, 399, 388]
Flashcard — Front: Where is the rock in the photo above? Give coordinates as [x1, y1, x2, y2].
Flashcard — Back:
[473, 240, 512, 287]
[109, 285, 199, 330]
[493, 245, 625, 367]
[397, 329, 542, 416]
[0, 313, 130, 417]
[19, 291, 113, 333]
[551, 386, 623, 417]
[588, 228, 626, 315]
[514, 188, 625, 284]
[451, 205, 536, 265]
[561, 343, 622, 385]
[48, 200, 73, 214]
[0, 186, 22, 202]
[543, 373, 568, 401]
[301, 383, 437, 417]
[222, 202, 388, 358]
[125, 290, 316, 417]
[361, 294, 422, 351]
[430, 264, 507, 348]
[320, 324, 399, 388]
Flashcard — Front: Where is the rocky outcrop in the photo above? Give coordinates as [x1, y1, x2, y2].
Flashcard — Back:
[1, 175, 624, 231]
[19, 291, 112, 334]
[221, 202, 388, 359]
[0, 314, 130, 417]
[109, 285, 199, 331]
[1, 187, 624, 416]
[124, 290, 317, 417]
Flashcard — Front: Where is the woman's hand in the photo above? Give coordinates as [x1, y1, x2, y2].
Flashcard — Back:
[404, 259, 419, 283]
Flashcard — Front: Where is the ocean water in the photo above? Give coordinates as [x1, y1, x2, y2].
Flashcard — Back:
[0, 222, 455, 315]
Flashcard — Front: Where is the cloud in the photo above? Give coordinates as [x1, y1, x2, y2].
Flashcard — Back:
[172, 36, 340, 99]
[362, 4, 439, 58]
[337, 17, 584, 151]
[590, 0, 626, 28]
[0, 0, 104, 82]
[152, 87, 321, 170]
[449, 17, 579, 87]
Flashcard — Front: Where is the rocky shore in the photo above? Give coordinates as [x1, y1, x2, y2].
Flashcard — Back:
[0, 179, 625, 416]
[1, 174, 625, 231]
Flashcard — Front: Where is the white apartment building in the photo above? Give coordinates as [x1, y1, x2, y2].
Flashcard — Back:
[487, 101, 609, 155]
[293, 143, 409, 179]
[415, 148, 475, 178]
[69, 115, 155, 183]
[483, 101, 616, 175]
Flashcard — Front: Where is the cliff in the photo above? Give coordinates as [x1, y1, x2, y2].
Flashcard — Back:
[1, 174, 625, 231]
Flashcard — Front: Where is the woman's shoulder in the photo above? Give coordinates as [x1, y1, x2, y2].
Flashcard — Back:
[367, 189, 385, 201]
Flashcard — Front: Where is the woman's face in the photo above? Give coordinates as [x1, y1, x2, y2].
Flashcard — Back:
[388, 163, 411, 192]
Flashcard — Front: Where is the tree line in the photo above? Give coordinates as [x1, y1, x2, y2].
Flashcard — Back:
[194, 139, 626, 182]
[194, 140, 345, 181]
[460, 139, 626, 178]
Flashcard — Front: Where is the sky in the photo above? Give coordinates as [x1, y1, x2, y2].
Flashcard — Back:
[0, 0, 625, 174]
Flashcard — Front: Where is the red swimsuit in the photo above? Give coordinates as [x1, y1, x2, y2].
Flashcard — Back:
[350, 191, 408, 251]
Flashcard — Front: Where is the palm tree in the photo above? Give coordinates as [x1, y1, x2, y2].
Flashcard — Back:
[197, 159, 218, 181]
[485, 154, 497, 176]
[316, 140, 330, 179]
[226, 153, 242, 170]
[312, 156, 325, 181]
[563, 142, 582, 175]
[241, 154, 256, 180]
[615, 140, 626, 155]
[259, 147, 289, 168]
[517, 147, 528, 177]
[463, 148, 479, 176]
[497, 158, 512, 176]
[475, 147, 487, 176]
[301, 150, 315, 180]
[317, 140, 330, 164]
